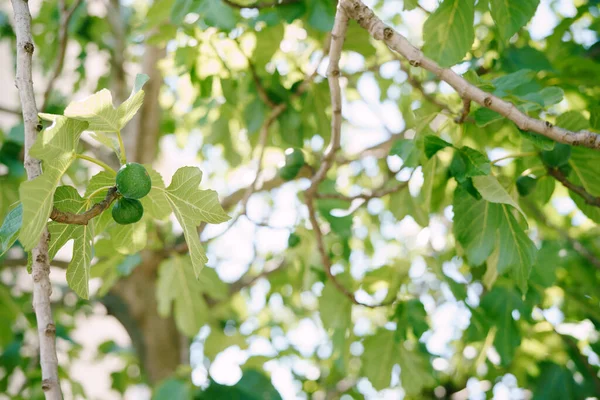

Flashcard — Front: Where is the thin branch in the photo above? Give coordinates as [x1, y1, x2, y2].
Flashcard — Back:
[222, 0, 299, 9]
[41, 0, 83, 111]
[455, 98, 471, 124]
[398, 60, 448, 112]
[229, 259, 286, 294]
[303, 4, 396, 309]
[50, 187, 119, 225]
[341, 0, 600, 150]
[11, 0, 63, 397]
[0, 105, 21, 115]
[490, 152, 538, 165]
[547, 167, 600, 208]
[316, 181, 408, 202]
[2, 258, 70, 269]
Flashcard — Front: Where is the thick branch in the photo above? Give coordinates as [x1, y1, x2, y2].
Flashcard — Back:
[547, 168, 600, 208]
[50, 187, 119, 225]
[41, 0, 83, 111]
[11, 0, 63, 397]
[341, 0, 600, 150]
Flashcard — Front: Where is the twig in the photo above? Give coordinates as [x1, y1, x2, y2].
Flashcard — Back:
[10, 0, 63, 397]
[229, 259, 286, 294]
[2, 258, 70, 269]
[316, 181, 408, 202]
[0, 105, 21, 115]
[50, 187, 119, 225]
[41, 0, 83, 111]
[398, 60, 448, 111]
[304, 4, 396, 309]
[222, 0, 299, 9]
[547, 167, 600, 208]
[490, 152, 538, 165]
[341, 0, 600, 150]
[455, 98, 471, 123]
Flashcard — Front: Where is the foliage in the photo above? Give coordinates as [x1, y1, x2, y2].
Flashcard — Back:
[2, 0, 600, 399]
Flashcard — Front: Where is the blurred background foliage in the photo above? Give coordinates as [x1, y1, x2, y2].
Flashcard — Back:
[1, 0, 600, 399]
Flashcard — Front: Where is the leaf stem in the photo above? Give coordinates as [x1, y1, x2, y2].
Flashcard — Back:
[116, 129, 127, 164]
[490, 152, 538, 165]
[75, 154, 117, 175]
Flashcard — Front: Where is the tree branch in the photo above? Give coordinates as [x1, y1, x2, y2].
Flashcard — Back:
[0, 105, 21, 115]
[50, 187, 119, 225]
[341, 0, 600, 150]
[303, 4, 396, 309]
[547, 168, 600, 208]
[41, 0, 83, 111]
[10, 0, 63, 397]
[222, 0, 299, 9]
[316, 181, 408, 202]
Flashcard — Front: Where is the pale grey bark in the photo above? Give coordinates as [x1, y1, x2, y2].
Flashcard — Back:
[10, 0, 62, 398]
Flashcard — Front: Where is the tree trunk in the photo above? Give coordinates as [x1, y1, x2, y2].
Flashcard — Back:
[103, 251, 183, 384]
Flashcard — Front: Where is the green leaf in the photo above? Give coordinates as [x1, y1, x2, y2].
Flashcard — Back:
[159, 167, 230, 277]
[532, 363, 577, 400]
[398, 344, 435, 396]
[395, 299, 429, 339]
[204, 325, 247, 360]
[516, 176, 537, 196]
[489, 0, 540, 43]
[307, 0, 335, 32]
[389, 187, 429, 227]
[361, 329, 398, 390]
[156, 256, 208, 337]
[19, 117, 88, 251]
[423, 135, 452, 158]
[474, 107, 503, 127]
[0, 203, 22, 257]
[497, 205, 537, 293]
[403, 0, 419, 10]
[480, 287, 525, 365]
[472, 175, 525, 217]
[541, 143, 571, 168]
[141, 167, 171, 220]
[64, 73, 148, 132]
[459, 146, 491, 177]
[423, 0, 475, 67]
[253, 24, 284, 67]
[320, 280, 352, 332]
[198, 370, 282, 400]
[49, 186, 94, 298]
[590, 106, 600, 131]
[197, 0, 238, 31]
[389, 139, 420, 167]
[568, 147, 600, 196]
[153, 379, 191, 400]
[109, 221, 147, 255]
[420, 156, 438, 214]
[278, 107, 303, 147]
[556, 111, 589, 131]
[453, 187, 501, 265]
[519, 129, 555, 151]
